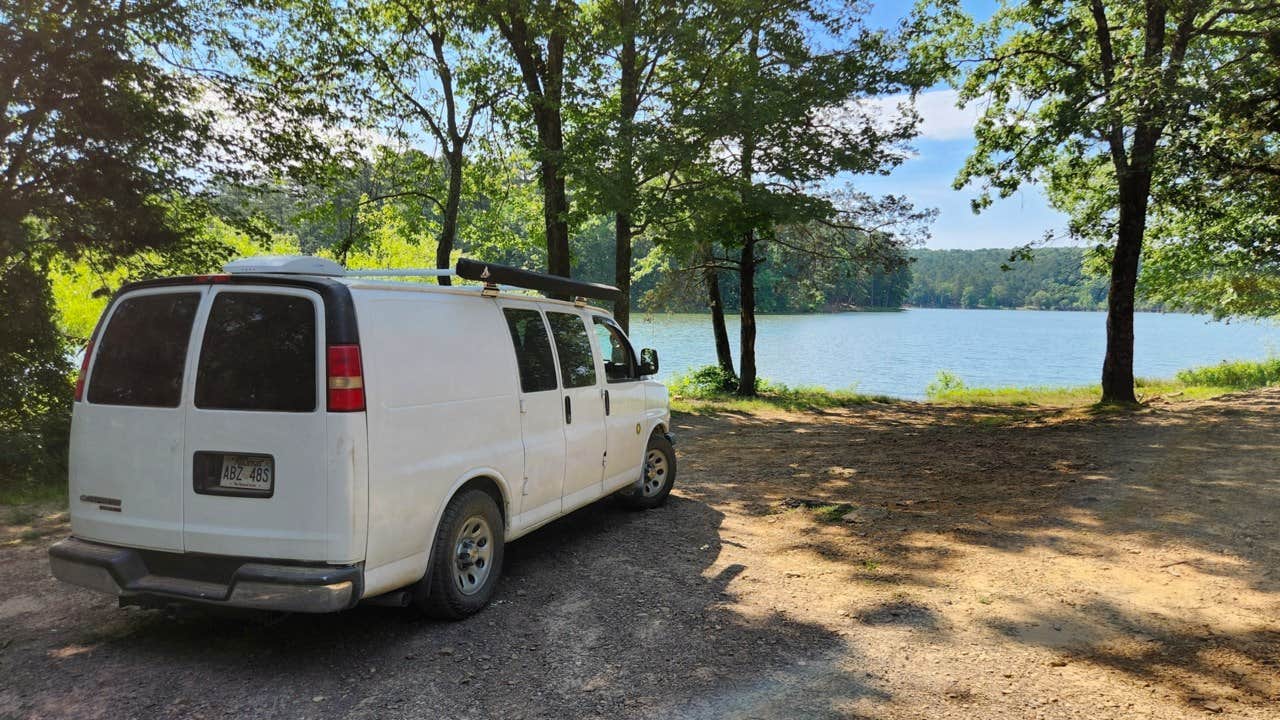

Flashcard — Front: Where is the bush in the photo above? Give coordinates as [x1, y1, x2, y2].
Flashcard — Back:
[669, 365, 740, 397]
[668, 365, 889, 411]
[925, 370, 967, 398]
[1, 262, 74, 499]
[1175, 357, 1280, 389]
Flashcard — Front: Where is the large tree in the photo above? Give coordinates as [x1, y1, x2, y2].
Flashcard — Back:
[1, 0, 212, 483]
[1, 0, 208, 265]
[925, 0, 1280, 403]
[571, 0, 712, 331]
[681, 0, 927, 395]
[227, 0, 502, 283]
[484, 0, 578, 279]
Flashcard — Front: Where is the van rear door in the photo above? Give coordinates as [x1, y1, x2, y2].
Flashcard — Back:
[71, 288, 205, 552]
[181, 287, 332, 560]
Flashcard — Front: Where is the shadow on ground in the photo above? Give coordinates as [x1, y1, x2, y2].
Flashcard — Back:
[5, 495, 885, 720]
[671, 390, 1280, 711]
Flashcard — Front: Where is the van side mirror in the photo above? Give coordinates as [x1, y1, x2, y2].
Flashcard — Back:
[639, 348, 659, 376]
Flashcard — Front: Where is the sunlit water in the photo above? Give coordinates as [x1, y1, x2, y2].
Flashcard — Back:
[625, 308, 1280, 400]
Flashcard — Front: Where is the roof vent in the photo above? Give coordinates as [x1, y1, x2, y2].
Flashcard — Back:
[223, 255, 345, 276]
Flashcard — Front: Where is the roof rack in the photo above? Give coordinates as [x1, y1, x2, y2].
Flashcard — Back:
[223, 255, 620, 302]
[344, 268, 454, 278]
[455, 259, 619, 302]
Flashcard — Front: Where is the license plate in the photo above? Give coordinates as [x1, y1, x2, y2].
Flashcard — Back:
[219, 455, 273, 492]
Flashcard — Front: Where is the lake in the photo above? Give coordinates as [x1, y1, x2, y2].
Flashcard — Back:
[625, 308, 1280, 399]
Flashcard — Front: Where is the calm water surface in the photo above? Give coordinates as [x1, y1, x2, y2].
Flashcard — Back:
[625, 308, 1280, 399]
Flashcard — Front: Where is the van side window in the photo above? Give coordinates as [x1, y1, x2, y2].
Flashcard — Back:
[88, 293, 201, 407]
[195, 293, 317, 412]
[546, 312, 597, 388]
[591, 317, 638, 383]
[503, 308, 559, 393]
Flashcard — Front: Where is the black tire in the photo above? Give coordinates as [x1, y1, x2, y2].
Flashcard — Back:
[413, 489, 504, 619]
[617, 433, 677, 510]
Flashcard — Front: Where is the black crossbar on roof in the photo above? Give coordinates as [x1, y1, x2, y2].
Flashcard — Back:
[455, 258, 620, 302]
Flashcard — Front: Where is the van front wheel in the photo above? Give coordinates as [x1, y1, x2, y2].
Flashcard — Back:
[618, 433, 677, 510]
[415, 489, 504, 619]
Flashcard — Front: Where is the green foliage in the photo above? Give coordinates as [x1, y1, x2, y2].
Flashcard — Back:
[669, 365, 891, 413]
[918, 0, 1280, 400]
[926, 358, 1280, 407]
[0, 0, 212, 264]
[906, 247, 1113, 310]
[1175, 358, 1280, 390]
[0, 262, 72, 492]
[669, 365, 741, 396]
[925, 371, 966, 397]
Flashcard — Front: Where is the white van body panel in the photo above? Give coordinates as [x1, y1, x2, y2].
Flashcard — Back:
[324, 413, 369, 564]
[354, 290, 523, 591]
[69, 402, 189, 551]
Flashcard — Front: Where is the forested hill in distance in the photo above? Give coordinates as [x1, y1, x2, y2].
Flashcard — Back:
[622, 246, 1135, 314]
[904, 247, 1111, 311]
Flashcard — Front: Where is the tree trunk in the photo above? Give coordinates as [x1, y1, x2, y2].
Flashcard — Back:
[614, 212, 632, 331]
[436, 143, 464, 286]
[538, 125, 572, 279]
[1100, 173, 1151, 404]
[491, 3, 571, 281]
[612, 0, 638, 330]
[736, 232, 758, 396]
[704, 264, 735, 379]
[734, 27, 761, 396]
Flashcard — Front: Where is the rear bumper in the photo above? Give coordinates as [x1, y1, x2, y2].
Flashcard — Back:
[49, 537, 362, 613]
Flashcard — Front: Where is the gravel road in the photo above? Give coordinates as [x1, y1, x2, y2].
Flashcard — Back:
[2, 390, 1278, 719]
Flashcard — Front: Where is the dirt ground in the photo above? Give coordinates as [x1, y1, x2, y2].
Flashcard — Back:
[2, 390, 1278, 720]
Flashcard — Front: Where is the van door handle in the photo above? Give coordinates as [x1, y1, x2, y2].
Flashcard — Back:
[564, 395, 572, 424]
[603, 389, 611, 415]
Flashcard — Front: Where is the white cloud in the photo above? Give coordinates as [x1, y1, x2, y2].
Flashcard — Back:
[914, 89, 982, 141]
[861, 89, 980, 142]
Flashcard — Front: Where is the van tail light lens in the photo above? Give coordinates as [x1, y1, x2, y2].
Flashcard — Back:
[327, 344, 365, 412]
[74, 340, 94, 402]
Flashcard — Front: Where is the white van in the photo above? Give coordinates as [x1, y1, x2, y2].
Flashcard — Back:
[49, 256, 676, 618]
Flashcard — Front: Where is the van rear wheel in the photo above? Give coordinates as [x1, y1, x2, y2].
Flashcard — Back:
[618, 433, 676, 510]
[414, 489, 504, 619]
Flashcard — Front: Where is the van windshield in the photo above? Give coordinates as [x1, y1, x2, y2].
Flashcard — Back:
[195, 292, 317, 412]
[88, 292, 201, 407]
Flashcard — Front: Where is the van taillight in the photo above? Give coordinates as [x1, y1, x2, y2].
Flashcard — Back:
[326, 344, 365, 412]
[74, 340, 94, 401]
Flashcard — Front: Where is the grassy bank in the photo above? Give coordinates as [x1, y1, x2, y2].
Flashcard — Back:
[670, 357, 1280, 412]
[927, 357, 1280, 406]
[668, 365, 896, 413]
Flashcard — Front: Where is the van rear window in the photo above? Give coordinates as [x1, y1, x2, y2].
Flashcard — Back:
[195, 293, 317, 412]
[88, 293, 201, 407]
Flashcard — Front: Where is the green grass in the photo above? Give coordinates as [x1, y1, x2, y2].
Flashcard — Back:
[1175, 356, 1280, 388]
[0, 481, 67, 508]
[923, 357, 1280, 407]
[925, 378, 1233, 407]
[811, 503, 856, 523]
[669, 365, 896, 413]
[671, 357, 1280, 414]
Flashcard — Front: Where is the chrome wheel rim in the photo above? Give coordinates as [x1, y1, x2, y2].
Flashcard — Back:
[453, 515, 493, 596]
[642, 448, 668, 497]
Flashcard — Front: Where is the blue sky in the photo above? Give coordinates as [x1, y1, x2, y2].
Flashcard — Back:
[855, 0, 1072, 250]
